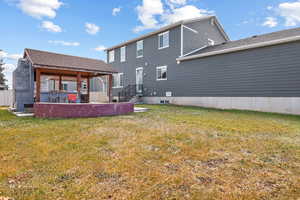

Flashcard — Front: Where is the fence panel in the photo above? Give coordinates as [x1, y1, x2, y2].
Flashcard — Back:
[0, 90, 13, 106]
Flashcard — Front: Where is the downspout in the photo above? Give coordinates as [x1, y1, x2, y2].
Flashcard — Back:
[180, 24, 183, 57]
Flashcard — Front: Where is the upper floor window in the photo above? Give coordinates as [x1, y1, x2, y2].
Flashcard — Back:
[136, 40, 143, 58]
[158, 31, 169, 49]
[113, 73, 124, 88]
[156, 66, 167, 81]
[120, 46, 126, 62]
[109, 50, 115, 63]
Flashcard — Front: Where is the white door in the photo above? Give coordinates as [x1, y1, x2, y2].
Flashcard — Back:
[136, 67, 143, 93]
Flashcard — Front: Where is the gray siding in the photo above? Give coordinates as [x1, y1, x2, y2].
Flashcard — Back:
[182, 18, 227, 55]
[165, 41, 300, 97]
[110, 19, 226, 97]
[109, 19, 300, 99]
[13, 58, 35, 112]
[110, 26, 182, 96]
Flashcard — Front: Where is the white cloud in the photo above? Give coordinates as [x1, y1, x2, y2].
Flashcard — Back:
[168, 0, 187, 5]
[48, 40, 80, 46]
[112, 7, 121, 16]
[85, 23, 100, 35]
[41, 21, 62, 32]
[134, 0, 164, 33]
[133, 0, 212, 33]
[0, 51, 22, 60]
[18, 0, 63, 19]
[162, 5, 212, 25]
[3, 63, 17, 74]
[278, 0, 300, 26]
[262, 17, 278, 28]
[267, 6, 273, 10]
[94, 45, 106, 52]
[6, 54, 23, 60]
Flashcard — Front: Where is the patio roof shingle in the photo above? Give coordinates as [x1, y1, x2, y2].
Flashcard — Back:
[25, 48, 117, 74]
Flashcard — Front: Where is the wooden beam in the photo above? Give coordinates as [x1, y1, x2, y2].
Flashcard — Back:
[36, 68, 41, 102]
[77, 72, 81, 102]
[108, 74, 113, 103]
[59, 75, 62, 91]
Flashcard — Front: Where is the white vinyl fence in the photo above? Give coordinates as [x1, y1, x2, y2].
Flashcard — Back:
[0, 90, 13, 106]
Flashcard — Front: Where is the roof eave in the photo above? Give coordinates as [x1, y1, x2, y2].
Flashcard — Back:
[105, 16, 215, 51]
[177, 35, 300, 62]
[33, 64, 118, 74]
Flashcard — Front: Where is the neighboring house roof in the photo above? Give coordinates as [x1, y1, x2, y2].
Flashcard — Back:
[24, 48, 117, 74]
[105, 16, 229, 51]
[178, 27, 300, 62]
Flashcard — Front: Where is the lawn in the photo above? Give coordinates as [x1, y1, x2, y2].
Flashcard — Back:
[0, 105, 299, 200]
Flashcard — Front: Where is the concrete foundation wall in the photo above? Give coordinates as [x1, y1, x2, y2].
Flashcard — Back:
[142, 97, 300, 115]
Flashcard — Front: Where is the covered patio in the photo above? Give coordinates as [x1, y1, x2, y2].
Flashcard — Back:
[35, 67, 112, 104]
[22, 48, 133, 118]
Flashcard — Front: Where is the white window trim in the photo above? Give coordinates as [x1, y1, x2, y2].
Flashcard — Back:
[112, 73, 124, 88]
[158, 31, 169, 50]
[156, 65, 167, 81]
[109, 50, 115, 63]
[136, 40, 144, 58]
[120, 46, 126, 62]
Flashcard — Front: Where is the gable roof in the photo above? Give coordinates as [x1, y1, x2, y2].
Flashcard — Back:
[105, 16, 229, 51]
[24, 48, 117, 74]
[178, 27, 300, 62]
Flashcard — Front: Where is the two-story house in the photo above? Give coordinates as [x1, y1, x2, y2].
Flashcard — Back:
[105, 15, 300, 115]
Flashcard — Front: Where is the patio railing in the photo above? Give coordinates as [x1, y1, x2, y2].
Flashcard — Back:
[118, 84, 143, 102]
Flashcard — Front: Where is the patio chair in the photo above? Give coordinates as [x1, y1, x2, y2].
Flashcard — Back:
[67, 94, 77, 103]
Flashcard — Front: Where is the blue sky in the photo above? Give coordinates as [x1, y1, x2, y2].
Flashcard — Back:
[1, 0, 300, 88]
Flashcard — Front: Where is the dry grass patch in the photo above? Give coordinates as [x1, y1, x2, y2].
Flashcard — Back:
[0, 105, 299, 200]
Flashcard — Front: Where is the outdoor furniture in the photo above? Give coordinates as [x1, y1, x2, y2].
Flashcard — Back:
[68, 94, 77, 103]
[48, 91, 59, 103]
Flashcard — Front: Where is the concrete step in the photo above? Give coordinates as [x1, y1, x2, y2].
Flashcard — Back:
[134, 107, 149, 113]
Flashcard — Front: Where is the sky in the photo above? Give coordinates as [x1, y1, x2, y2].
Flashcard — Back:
[1, 0, 300, 88]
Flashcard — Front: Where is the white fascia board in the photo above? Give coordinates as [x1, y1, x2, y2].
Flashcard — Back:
[182, 25, 198, 34]
[177, 35, 300, 62]
[180, 45, 208, 57]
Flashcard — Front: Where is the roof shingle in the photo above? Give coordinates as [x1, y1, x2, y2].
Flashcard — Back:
[25, 48, 117, 73]
[189, 27, 300, 56]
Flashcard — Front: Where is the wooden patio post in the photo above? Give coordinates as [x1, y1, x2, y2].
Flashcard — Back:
[87, 76, 90, 103]
[77, 72, 81, 103]
[36, 68, 41, 102]
[59, 75, 62, 91]
[108, 74, 113, 102]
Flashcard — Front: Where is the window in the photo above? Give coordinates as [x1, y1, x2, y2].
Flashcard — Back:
[113, 73, 124, 88]
[49, 79, 56, 91]
[136, 40, 143, 58]
[120, 46, 126, 62]
[109, 50, 115, 63]
[62, 83, 68, 91]
[156, 66, 167, 81]
[113, 74, 118, 88]
[158, 31, 169, 49]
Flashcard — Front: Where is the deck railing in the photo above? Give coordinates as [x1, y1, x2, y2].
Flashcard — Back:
[118, 84, 143, 102]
